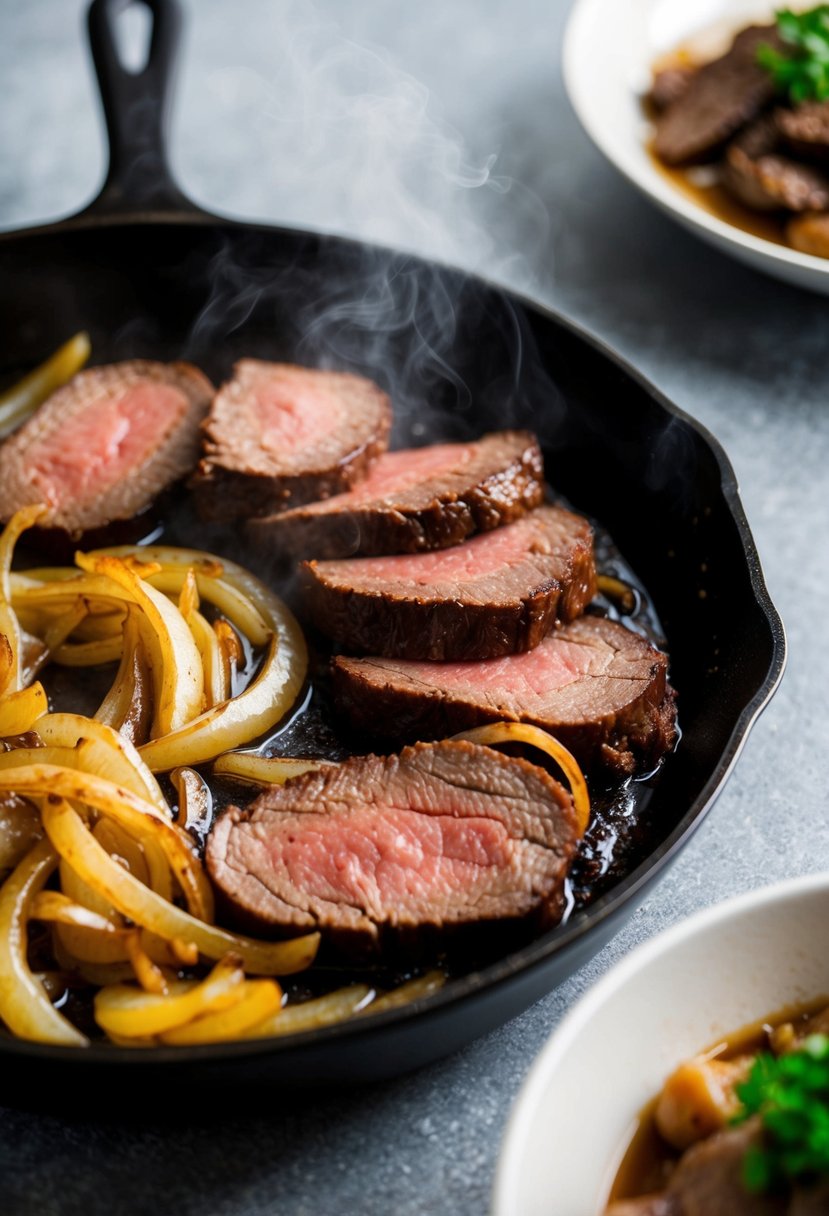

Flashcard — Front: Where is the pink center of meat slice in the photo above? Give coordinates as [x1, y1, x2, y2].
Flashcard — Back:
[267, 807, 514, 910]
[253, 373, 343, 453]
[332, 514, 533, 586]
[327, 442, 473, 506]
[398, 635, 597, 699]
[29, 382, 188, 506]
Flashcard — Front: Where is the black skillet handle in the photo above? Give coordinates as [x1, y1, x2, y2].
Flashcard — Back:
[81, 0, 200, 218]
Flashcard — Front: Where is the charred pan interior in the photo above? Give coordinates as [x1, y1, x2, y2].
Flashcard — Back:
[0, 214, 784, 1078]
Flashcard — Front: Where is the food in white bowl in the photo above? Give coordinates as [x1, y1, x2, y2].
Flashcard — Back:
[650, 6, 829, 262]
[563, 0, 829, 294]
[492, 874, 829, 1216]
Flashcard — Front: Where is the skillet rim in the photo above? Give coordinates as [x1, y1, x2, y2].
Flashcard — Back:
[0, 213, 788, 1069]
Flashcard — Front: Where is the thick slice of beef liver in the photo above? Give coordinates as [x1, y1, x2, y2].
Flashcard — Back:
[777, 100, 829, 162]
[191, 361, 392, 521]
[248, 430, 545, 559]
[206, 740, 579, 944]
[654, 26, 781, 165]
[0, 361, 213, 537]
[300, 505, 596, 661]
[721, 115, 829, 211]
[331, 615, 676, 775]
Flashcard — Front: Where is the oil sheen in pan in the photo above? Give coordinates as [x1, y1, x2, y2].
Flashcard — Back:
[34, 482, 676, 1001]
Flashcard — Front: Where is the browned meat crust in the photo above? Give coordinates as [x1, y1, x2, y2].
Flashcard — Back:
[191, 361, 392, 521]
[248, 430, 545, 560]
[206, 740, 579, 947]
[299, 505, 597, 661]
[330, 615, 677, 776]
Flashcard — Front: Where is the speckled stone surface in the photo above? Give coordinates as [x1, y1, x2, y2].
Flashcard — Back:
[1, 1, 827, 1213]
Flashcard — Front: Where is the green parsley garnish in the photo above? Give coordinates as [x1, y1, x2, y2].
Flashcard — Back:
[758, 7, 829, 104]
[734, 1033, 829, 1193]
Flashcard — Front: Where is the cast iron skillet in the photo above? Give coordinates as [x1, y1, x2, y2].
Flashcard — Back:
[0, 0, 785, 1088]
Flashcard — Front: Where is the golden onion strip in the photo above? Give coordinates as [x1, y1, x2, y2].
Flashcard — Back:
[138, 630, 306, 772]
[124, 931, 169, 994]
[94, 956, 246, 1037]
[0, 837, 87, 1045]
[170, 767, 212, 835]
[160, 979, 283, 1045]
[40, 797, 319, 976]
[74, 555, 204, 737]
[0, 332, 90, 439]
[0, 766, 211, 921]
[139, 567, 270, 646]
[0, 633, 13, 699]
[213, 752, 335, 785]
[94, 611, 153, 744]
[52, 636, 123, 666]
[30, 890, 125, 936]
[250, 985, 373, 1037]
[34, 714, 169, 815]
[451, 722, 591, 837]
[0, 506, 47, 691]
[364, 970, 446, 1014]
[0, 682, 47, 735]
[40, 599, 89, 654]
[186, 610, 229, 707]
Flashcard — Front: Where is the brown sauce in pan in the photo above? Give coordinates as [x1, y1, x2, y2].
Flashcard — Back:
[608, 996, 829, 1202]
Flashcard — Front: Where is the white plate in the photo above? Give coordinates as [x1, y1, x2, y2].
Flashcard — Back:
[492, 873, 829, 1216]
[563, 0, 829, 294]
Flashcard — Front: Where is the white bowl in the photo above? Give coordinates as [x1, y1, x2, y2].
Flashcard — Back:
[492, 873, 829, 1216]
[563, 0, 829, 294]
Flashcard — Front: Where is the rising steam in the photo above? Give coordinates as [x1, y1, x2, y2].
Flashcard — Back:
[183, 1, 559, 449]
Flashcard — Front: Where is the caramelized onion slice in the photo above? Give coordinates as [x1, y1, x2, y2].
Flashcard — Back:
[0, 838, 87, 1045]
[160, 979, 283, 1045]
[94, 956, 246, 1038]
[450, 722, 591, 837]
[0, 682, 47, 736]
[363, 970, 446, 1014]
[0, 332, 90, 439]
[0, 506, 48, 692]
[212, 753, 335, 786]
[94, 611, 153, 745]
[138, 628, 306, 772]
[40, 797, 319, 977]
[250, 985, 374, 1038]
[0, 765, 211, 922]
[34, 714, 169, 815]
[74, 554, 204, 738]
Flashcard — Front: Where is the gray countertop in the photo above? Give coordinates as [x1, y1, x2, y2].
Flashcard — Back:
[1, 1, 828, 1213]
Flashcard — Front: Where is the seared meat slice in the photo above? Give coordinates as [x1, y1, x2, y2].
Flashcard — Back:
[606, 1124, 786, 1216]
[331, 614, 676, 775]
[654, 26, 781, 165]
[722, 116, 829, 212]
[300, 504, 596, 661]
[0, 361, 212, 537]
[777, 101, 829, 163]
[192, 361, 391, 521]
[206, 740, 579, 944]
[247, 430, 545, 559]
[663, 1122, 786, 1216]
